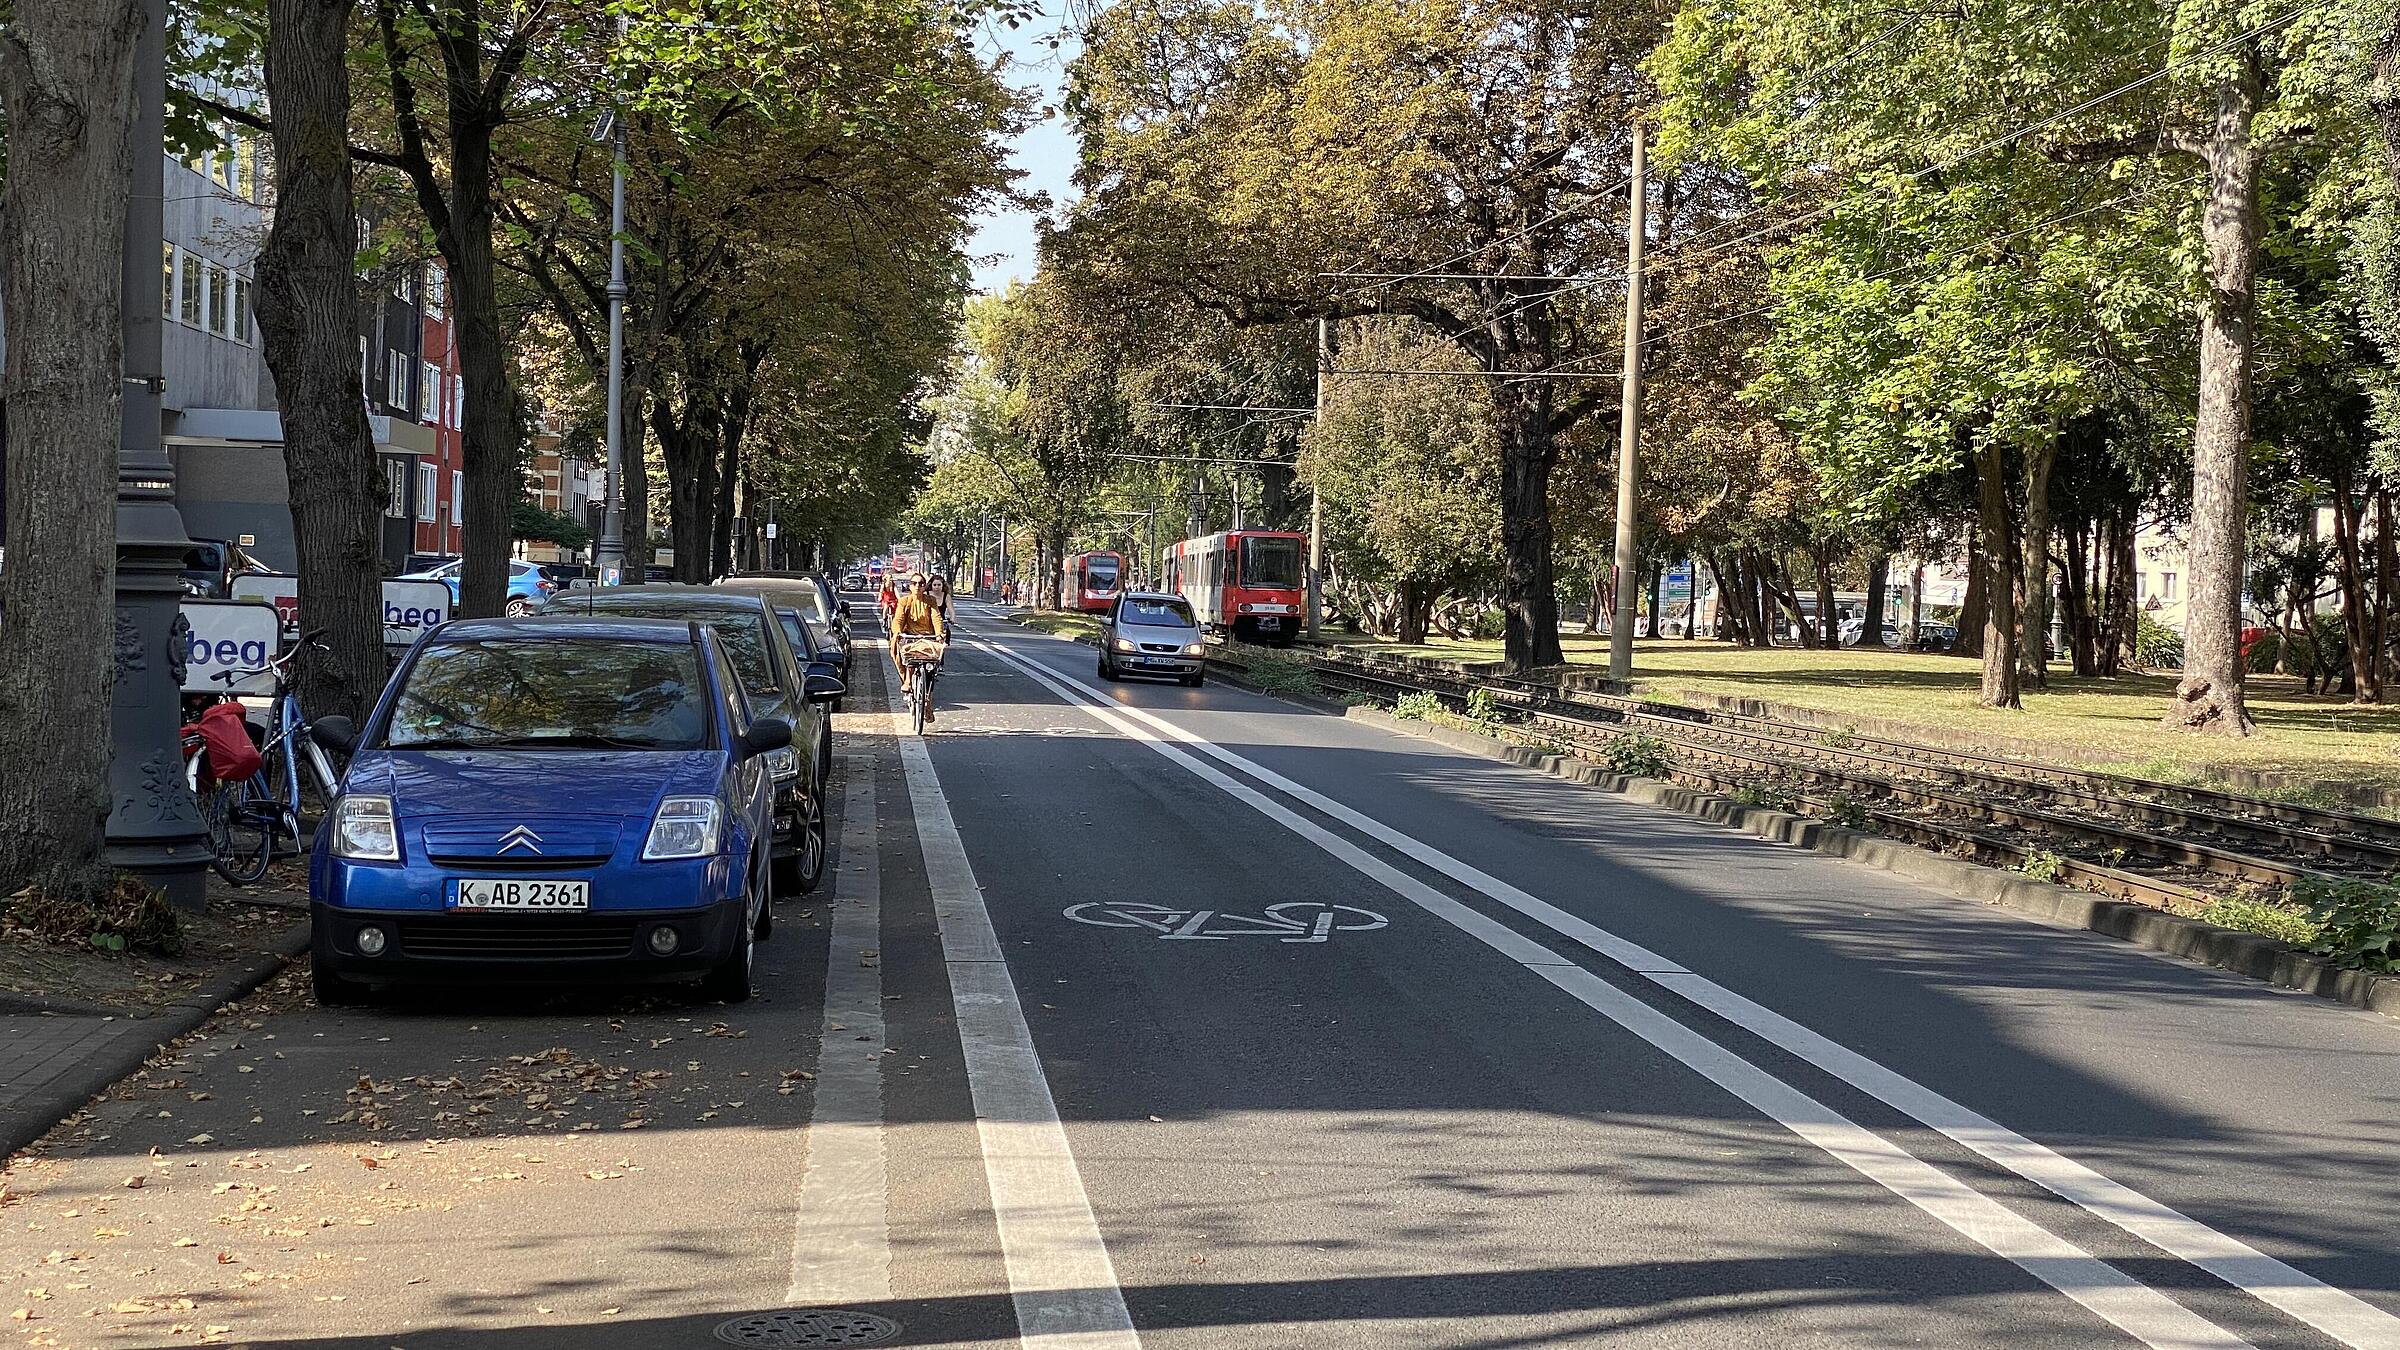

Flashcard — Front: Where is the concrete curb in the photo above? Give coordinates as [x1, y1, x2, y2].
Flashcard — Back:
[1347, 705, 2400, 1020]
[0, 919, 311, 1160]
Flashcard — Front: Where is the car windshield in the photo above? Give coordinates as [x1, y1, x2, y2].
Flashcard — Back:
[383, 639, 709, 750]
[1121, 597, 1195, 628]
[1238, 536, 1304, 589]
[580, 601, 778, 696]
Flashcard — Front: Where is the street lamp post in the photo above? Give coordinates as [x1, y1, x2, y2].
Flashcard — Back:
[105, 0, 208, 907]
[593, 12, 631, 585]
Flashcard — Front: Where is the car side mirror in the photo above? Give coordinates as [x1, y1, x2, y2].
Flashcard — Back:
[311, 716, 358, 754]
[802, 672, 846, 705]
[743, 717, 793, 755]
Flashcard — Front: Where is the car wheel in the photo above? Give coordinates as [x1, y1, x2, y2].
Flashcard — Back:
[311, 959, 369, 1008]
[789, 782, 828, 894]
[504, 597, 534, 616]
[702, 877, 758, 1005]
[1097, 653, 1114, 681]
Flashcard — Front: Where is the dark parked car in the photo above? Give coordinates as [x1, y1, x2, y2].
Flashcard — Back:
[183, 538, 272, 599]
[307, 616, 806, 1004]
[545, 586, 836, 893]
[714, 573, 852, 679]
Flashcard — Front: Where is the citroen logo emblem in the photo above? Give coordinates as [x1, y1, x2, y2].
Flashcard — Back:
[497, 825, 543, 855]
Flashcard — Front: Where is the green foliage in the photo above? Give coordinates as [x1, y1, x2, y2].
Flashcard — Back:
[1821, 725, 1860, 750]
[1392, 691, 1447, 722]
[2019, 851, 2069, 885]
[1823, 792, 1870, 830]
[2197, 894, 2322, 948]
[2292, 876, 2400, 972]
[2133, 611, 2186, 670]
[1464, 687, 1503, 726]
[511, 501, 591, 550]
[1226, 643, 1320, 698]
[1603, 731, 1671, 778]
[1731, 782, 1801, 812]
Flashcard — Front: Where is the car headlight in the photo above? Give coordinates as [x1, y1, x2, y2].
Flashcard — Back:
[1114, 637, 1138, 652]
[764, 745, 800, 782]
[331, 795, 399, 861]
[1183, 642, 1205, 656]
[643, 796, 723, 860]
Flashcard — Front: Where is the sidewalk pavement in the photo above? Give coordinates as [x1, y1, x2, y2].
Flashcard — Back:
[0, 918, 309, 1159]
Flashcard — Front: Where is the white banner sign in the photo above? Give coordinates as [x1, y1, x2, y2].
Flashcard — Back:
[178, 600, 283, 694]
[229, 575, 453, 645]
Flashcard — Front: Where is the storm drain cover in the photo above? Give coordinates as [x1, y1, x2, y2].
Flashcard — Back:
[713, 1309, 903, 1347]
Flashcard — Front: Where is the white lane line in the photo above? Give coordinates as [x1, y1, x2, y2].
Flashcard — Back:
[963, 630, 2256, 1350]
[973, 623, 2400, 1350]
[787, 751, 893, 1304]
[888, 662, 1142, 1348]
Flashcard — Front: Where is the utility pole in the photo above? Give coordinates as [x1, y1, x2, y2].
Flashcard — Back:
[1308, 317, 1328, 638]
[107, 0, 208, 906]
[593, 10, 631, 585]
[1607, 125, 1648, 684]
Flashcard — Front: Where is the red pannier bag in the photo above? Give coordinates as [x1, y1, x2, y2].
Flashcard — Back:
[184, 702, 262, 787]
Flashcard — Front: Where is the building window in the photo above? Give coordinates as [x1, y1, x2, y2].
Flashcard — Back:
[453, 376, 465, 428]
[205, 262, 231, 336]
[394, 268, 412, 306]
[451, 470, 464, 527]
[425, 264, 445, 318]
[386, 460, 408, 519]
[388, 351, 408, 410]
[421, 361, 442, 424]
[162, 243, 176, 320]
[179, 249, 203, 326]
[356, 217, 371, 278]
[417, 462, 438, 522]
[232, 275, 252, 344]
[2161, 572, 2178, 601]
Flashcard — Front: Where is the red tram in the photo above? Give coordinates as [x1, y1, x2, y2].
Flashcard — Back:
[1061, 551, 1124, 612]
[1161, 530, 1307, 646]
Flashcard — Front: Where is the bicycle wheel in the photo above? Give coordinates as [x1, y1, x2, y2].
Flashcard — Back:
[204, 777, 277, 884]
[910, 667, 930, 735]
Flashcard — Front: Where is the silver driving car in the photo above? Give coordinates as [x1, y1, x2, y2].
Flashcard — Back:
[1098, 592, 1207, 686]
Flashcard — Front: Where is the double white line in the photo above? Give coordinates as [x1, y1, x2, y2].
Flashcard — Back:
[965, 626, 2400, 1350]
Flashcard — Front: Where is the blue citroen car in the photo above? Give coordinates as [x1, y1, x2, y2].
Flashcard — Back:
[306, 615, 839, 1006]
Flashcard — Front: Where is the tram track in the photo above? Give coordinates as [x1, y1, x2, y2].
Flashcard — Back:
[1272, 649, 2400, 913]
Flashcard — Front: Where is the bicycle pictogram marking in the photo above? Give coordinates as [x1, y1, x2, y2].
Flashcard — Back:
[1062, 901, 1389, 944]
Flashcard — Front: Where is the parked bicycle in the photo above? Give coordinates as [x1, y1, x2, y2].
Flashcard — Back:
[183, 630, 344, 884]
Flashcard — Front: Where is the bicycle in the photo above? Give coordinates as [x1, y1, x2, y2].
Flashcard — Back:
[185, 631, 344, 883]
[898, 638, 946, 735]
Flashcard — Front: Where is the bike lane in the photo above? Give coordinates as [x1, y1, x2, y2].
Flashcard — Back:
[912, 629, 2214, 1349]
[948, 615, 2400, 1349]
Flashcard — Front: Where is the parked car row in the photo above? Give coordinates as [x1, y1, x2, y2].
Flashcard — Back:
[304, 571, 855, 1008]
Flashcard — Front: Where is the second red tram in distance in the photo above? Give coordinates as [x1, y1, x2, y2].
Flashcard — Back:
[1162, 530, 1307, 646]
[1061, 550, 1124, 612]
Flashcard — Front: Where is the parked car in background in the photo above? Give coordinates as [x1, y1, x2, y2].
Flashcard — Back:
[545, 586, 839, 892]
[1910, 621, 1960, 652]
[841, 571, 868, 592]
[714, 573, 851, 678]
[400, 552, 459, 577]
[403, 558, 558, 615]
[1098, 592, 1207, 686]
[1837, 616, 1904, 649]
[305, 615, 791, 1005]
[182, 537, 272, 599]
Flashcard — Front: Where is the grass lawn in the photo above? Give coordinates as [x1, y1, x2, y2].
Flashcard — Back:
[1332, 632, 2400, 802]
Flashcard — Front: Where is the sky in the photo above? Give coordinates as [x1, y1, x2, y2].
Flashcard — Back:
[968, 4, 1083, 295]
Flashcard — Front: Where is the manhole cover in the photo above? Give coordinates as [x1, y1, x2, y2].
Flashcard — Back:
[713, 1309, 903, 1347]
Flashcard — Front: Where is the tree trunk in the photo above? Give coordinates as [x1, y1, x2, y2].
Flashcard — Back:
[1043, 529, 1069, 610]
[1908, 561, 1925, 651]
[2330, 471, 2376, 702]
[622, 388, 653, 574]
[0, 0, 143, 902]
[1584, 557, 1603, 634]
[1644, 559, 1663, 639]
[1973, 441, 2022, 709]
[1810, 549, 1837, 650]
[1862, 555, 1888, 648]
[2018, 436, 2057, 690]
[1395, 579, 1429, 644]
[1957, 533, 1987, 659]
[2062, 523, 2097, 677]
[1493, 384, 1563, 671]
[258, 0, 384, 723]
[2377, 490, 2395, 699]
[2166, 67, 2263, 734]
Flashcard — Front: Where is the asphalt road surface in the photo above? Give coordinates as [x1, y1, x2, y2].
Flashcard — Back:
[3, 601, 2397, 1350]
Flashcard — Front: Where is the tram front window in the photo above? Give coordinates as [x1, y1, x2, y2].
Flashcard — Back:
[1238, 536, 1303, 589]
[1089, 557, 1120, 593]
